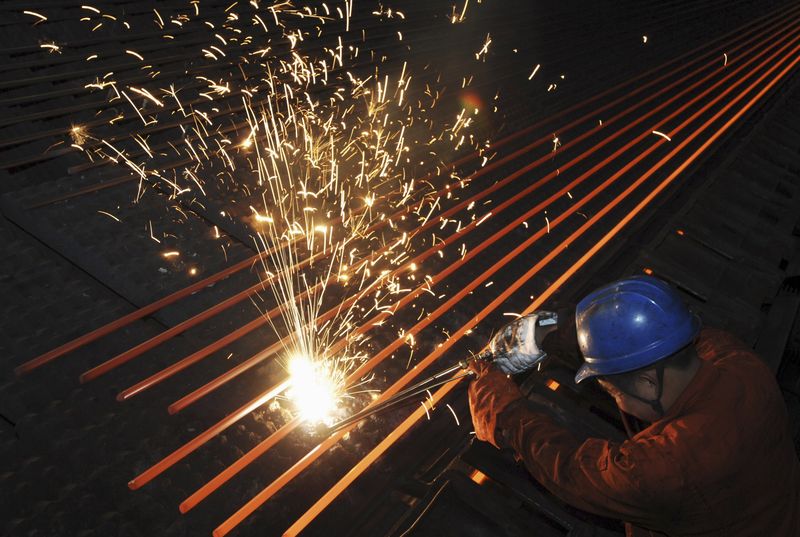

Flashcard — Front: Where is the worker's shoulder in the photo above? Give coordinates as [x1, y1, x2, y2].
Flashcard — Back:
[696, 327, 768, 372]
[695, 327, 783, 413]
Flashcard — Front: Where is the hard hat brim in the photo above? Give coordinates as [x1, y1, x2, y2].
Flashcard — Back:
[574, 362, 601, 384]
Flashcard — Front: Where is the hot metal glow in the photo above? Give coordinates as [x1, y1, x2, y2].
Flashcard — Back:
[286, 354, 342, 425]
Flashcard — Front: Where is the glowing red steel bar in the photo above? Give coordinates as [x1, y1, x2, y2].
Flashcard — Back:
[166, 14, 793, 414]
[140, 18, 799, 494]
[282, 42, 800, 537]
[179, 412, 300, 511]
[164, 285, 380, 414]
[17, 1, 782, 378]
[79, 252, 328, 383]
[14, 253, 262, 376]
[128, 379, 290, 490]
[118, 314, 273, 400]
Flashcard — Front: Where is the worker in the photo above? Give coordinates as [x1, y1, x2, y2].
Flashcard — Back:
[468, 275, 800, 536]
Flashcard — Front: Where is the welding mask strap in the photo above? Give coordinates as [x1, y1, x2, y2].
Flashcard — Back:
[618, 409, 637, 439]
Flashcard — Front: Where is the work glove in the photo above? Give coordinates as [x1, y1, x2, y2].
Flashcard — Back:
[488, 311, 558, 375]
[468, 362, 524, 448]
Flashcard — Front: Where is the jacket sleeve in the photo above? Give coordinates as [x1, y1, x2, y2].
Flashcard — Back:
[496, 402, 684, 528]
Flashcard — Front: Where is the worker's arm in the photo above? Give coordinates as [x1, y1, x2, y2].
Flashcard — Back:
[469, 365, 682, 527]
[495, 394, 683, 527]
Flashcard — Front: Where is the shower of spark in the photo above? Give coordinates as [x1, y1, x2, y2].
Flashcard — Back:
[59, 0, 488, 421]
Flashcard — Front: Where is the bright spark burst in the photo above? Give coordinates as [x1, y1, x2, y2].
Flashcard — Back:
[286, 354, 343, 425]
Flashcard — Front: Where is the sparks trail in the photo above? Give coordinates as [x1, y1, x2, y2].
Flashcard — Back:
[19, 2, 494, 395]
[19, 0, 505, 491]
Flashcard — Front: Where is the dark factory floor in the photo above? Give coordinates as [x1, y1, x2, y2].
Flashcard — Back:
[1, 2, 799, 537]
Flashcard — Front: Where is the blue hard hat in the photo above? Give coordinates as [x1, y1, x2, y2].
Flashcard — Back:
[574, 275, 701, 384]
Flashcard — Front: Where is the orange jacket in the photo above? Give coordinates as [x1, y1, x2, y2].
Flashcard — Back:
[492, 328, 800, 536]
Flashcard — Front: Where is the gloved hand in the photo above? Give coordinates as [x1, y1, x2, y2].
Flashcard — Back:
[468, 363, 524, 448]
[488, 311, 558, 375]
